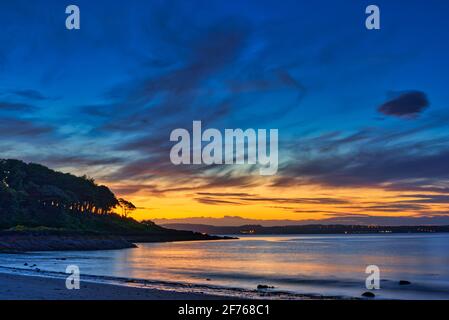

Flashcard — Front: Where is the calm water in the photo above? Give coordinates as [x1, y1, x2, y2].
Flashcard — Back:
[1, 233, 449, 299]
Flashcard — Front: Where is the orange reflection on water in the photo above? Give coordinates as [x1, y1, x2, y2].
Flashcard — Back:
[117, 238, 404, 284]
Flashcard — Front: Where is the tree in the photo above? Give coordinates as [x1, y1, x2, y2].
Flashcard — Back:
[0, 159, 128, 229]
[118, 198, 137, 217]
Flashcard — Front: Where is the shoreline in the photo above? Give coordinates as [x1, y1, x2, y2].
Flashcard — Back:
[0, 272, 227, 300]
[0, 231, 235, 253]
[0, 267, 334, 300]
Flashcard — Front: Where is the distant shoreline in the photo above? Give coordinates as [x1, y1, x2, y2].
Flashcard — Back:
[161, 223, 449, 235]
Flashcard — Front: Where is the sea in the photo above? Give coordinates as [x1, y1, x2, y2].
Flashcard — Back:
[1, 233, 449, 299]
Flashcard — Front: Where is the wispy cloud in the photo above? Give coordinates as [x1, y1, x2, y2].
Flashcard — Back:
[0, 118, 52, 137]
[10, 89, 53, 101]
[193, 192, 349, 206]
[0, 101, 36, 112]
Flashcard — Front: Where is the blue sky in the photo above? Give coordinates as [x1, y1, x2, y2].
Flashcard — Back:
[1, 0, 449, 224]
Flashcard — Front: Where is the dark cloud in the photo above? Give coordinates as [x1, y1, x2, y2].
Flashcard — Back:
[241, 196, 349, 205]
[383, 182, 449, 194]
[104, 164, 258, 194]
[378, 91, 429, 118]
[341, 203, 428, 212]
[0, 101, 36, 112]
[38, 155, 124, 167]
[195, 197, 244, 206]
[79, 103, 118, 118]
[227, 69, 307, 99]
[11, 89, 52, 101]
[279, 148, 449, 189]
[276, 70, 307, 97]
[193, 193, 349, 206]
[400, 194, 449, 204]
[201, 174, 257, 189]
[197, 192, 254, 197]
[105, 156, 201, 181]
[0, 118, 52, 137]
[292, 209, 337, 214]
[111, 184, 197, 196]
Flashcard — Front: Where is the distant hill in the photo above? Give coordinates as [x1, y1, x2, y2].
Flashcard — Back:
[162, 223, 449, 235]
[0, 159, 227, 251]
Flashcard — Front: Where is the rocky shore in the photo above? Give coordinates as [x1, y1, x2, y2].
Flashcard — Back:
[0, 233, 136, 253]
[0, 230, 234, 253]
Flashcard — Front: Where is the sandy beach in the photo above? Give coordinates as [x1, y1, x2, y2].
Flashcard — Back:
[0, 272, 224, 300]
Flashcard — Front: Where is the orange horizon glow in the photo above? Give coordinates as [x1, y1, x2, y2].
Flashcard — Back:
[104, 179, 441, 222]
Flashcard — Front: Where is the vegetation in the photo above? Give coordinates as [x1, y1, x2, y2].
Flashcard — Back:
[118, 198, 137, 217]
[0, 159, 159, 234]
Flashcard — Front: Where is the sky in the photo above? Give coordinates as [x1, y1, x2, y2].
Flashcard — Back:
[1, 0, 449, 225]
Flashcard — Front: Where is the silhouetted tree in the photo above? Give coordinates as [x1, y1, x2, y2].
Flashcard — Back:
[0, 159, 140, 231]
[118, 198, 137, 217]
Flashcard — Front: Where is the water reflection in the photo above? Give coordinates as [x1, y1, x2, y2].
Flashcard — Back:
[1, 233, 449, 299]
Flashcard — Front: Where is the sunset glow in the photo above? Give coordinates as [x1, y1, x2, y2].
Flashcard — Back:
[1, 0, 449, 226]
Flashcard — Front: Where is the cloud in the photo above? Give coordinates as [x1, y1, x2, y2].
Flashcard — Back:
[241, 196, 349, 205]
[195, 197, 244, 206]
[400, 194, 449, 204]
[227, 69, 307, 99]
[11, 89, 52, 101]
[201, 174, 257, 189]
[82, 20, 256, 185]
[341, 203, 428, 212]
[274, 121, 449, 193]
[110, 184, 197, 196]
[279, 148, 449, 190]
[66, 11, 315, 193]
[383, 182, 449, 194]
[38, 155, 124, 167]
[95, 19, 251, 132]
[0, 101, 36, 112]
[378, 91, 429, 118]
[0, 118, 52, 137]
[193, 192, 349, 206]
[2, 1, 447, 227]
[197, 192, 254, 197]
[153, 214, 449, 227]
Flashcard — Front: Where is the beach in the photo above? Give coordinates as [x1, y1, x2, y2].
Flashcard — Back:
[0, 272, 223, 300]
[1, 233, 449, 300]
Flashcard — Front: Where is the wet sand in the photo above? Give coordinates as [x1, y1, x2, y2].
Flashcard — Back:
[0, 272, 224, 300]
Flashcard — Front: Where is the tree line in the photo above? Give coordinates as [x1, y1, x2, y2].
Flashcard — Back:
[0, 159, 137, 231]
